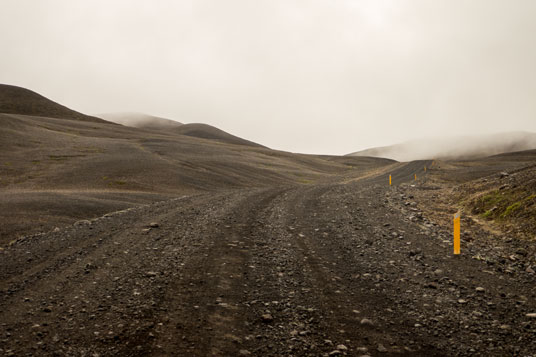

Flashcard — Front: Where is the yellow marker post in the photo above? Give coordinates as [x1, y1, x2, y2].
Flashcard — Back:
[389, 175, 392, 185]
[414, 173, 417, 181]
[453, 211, 461, 255]
[424, 166, 427, 172]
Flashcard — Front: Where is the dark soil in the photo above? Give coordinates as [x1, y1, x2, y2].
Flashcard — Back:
[1, 161, 535, 356]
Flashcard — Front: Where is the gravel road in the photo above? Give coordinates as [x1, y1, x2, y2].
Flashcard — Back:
[1, 163, 535, 356]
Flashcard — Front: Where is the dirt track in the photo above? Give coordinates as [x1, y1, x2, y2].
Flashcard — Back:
[1, 162, 535, 356]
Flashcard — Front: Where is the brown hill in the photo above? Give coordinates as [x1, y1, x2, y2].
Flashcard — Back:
[173, 123, 265, 148]
[99, 113, 263, 148]
[0, 84, 109, 123]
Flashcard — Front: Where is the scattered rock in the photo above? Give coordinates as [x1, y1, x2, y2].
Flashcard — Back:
[377, 343, 388, 352]
[149, 222, 159, 228]
[515, 248, 528, 256]
[336, 344, 348, 351]
[261, 313, 273, 323]
[239, 349, 251, 355]
[475, 287, 485, 293]
[74, 219, 91, 226]
[526, 313, 536, 318]
[360, 318, 374, 326]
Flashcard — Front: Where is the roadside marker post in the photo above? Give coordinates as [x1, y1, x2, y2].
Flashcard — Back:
[453, 211, 461, 255]
[424, 166, 427, 172]
[389, 175, 392, 185]
[414, 173, 417, 181]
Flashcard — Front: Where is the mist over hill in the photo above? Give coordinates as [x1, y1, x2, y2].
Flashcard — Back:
[348, 132, 536, 161]
[97, 112, 183, 130]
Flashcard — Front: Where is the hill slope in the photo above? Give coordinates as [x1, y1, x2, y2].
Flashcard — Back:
[0, 85, 394, 244]
[174, 123, 265, 148]
[348, 132, 536, 161]
[0, 84, 109, 123]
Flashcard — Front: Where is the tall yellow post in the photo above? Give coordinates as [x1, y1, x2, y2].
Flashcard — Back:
[453, 212, 460, 255]
[389, 175, 392, 185]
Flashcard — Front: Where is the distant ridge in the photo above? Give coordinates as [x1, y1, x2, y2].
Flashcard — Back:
[0, 84, 109, 123]
[100, 112, 265, 148]
[348, 132, 536, 161]
[98, 112, 183, 131]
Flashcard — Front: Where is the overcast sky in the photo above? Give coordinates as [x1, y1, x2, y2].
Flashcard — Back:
[1, 0, 535, 154]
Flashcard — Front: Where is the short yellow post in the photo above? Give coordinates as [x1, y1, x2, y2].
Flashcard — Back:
[424, 166, 427, 172]
[453, 211, 461, 255]
[414, 173, 417, 180]
[389, 175, 392, 185]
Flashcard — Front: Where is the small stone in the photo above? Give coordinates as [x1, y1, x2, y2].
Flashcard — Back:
[329, 350, 342, 356]
[458, 299, 467, 304]
[239, 350, 251, 356]
[377, 343, 388, 352]
[475, 287, 485, 293]
[356, 347, 368, 352]
[149, 222, 159, 228]
[526, 313, 536, 318]
[261, 313, 273, 323]
[74, 220, 91, 226]
[337, 344, 348, 351]
[360, 318, 374, 326]
[516, 248, 528, 256]
[146, 271, 158, 277]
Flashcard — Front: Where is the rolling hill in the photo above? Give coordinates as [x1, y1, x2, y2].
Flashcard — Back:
[0, 84, 390, 244]
[100, 112, 264, 148]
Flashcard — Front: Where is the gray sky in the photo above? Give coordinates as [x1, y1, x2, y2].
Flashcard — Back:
[1, 0, 536, 155]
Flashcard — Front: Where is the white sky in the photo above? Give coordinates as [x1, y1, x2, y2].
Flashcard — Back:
[1, 0, 536, 154]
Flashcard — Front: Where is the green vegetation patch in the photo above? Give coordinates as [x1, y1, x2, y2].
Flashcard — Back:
[470, 188, 536, 228]
[108, 180, 127, 186]
[501, 202, 521, 218]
